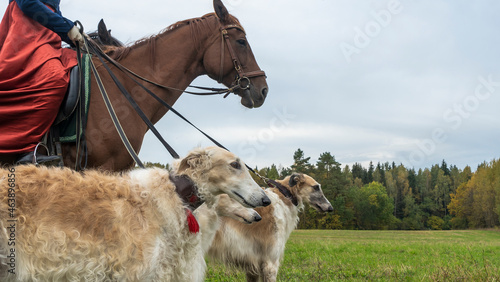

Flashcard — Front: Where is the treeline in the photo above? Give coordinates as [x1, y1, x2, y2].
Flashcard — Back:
[249, 149, 500, 230]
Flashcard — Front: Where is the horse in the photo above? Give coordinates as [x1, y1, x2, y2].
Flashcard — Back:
[88, 19, 124, 47]
[0, 0, 268, 171]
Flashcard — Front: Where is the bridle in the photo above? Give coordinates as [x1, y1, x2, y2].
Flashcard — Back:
[75, 20, 268, 168]
[82, 21, 266, 98]
[218, 23, 266, 96]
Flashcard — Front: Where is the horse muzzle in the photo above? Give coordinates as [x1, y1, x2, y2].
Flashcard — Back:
[234, 73, 268, 108]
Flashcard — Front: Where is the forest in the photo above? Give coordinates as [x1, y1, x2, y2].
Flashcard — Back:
[248, 149, 500, 230]
[145, 149, 500, 230]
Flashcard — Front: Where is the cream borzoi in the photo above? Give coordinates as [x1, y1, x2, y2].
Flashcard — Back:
[0, 146, 270, 281]
[195, 194, 262, 255]
[207, 173, 333, 282]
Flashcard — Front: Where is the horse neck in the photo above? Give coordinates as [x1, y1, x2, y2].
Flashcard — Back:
[115, 18, 219, 123]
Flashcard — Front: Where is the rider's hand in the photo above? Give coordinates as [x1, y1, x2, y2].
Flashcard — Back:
[67, 26, 84, 45]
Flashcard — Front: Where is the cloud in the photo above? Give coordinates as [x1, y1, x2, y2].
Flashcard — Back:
[2, 0, 498, 171]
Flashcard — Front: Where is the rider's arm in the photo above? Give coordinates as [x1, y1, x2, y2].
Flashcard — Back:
[14, 0, 75, 44]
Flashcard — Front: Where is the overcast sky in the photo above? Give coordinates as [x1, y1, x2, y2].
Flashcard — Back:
[3, 0, 498, 170]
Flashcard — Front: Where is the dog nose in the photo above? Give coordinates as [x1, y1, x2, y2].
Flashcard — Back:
[327, 205, 333, 212]
[254, 214, 262, 222]
[262, 195, 271, 206]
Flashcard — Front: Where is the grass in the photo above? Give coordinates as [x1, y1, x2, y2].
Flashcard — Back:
[205, 229, 500, 281]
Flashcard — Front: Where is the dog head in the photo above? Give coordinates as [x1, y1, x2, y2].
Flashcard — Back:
[174, 146, 271, 208]
[286, 173, 333, 212]
[215, 194, 262, 224]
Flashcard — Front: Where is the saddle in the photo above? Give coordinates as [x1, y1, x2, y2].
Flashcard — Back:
[54, 65, 81, 125]
[42, 54, 91, 169]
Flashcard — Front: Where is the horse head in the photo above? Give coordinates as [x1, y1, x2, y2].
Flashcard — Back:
[87, 19, 124, 47]
[203, 0, 268, 108]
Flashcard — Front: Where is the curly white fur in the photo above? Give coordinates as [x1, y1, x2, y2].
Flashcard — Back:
[0, 146, 269, 282]
[0, 165, 203, 281]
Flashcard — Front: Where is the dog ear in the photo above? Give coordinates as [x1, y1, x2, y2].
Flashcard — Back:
[289, 173, 303, 187]
[177, 149, 210, 173]
[177, 157, 190, 173]
[177, 153, 200, 172]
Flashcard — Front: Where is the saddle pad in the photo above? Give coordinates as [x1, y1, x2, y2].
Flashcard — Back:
[58, 54, 91, 143]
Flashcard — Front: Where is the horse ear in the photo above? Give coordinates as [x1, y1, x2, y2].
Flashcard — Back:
[97, 19, 112, 45]
[98, 19, 107, 33]
[289, 173, 303, 187]
[214, 0, 230, 24]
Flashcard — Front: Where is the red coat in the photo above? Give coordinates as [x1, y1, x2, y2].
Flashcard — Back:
[0, 1, 77, 154]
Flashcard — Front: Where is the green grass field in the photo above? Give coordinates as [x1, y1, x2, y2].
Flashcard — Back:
[205, 229, 500, 281]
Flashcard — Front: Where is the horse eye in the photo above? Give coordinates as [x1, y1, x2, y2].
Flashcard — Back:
[230, 161, 241, 169]
[236, 39, 247, 46]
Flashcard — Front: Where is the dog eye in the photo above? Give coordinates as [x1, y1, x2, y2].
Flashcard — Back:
[230, 161, 241, 170]
[312, 185, 320, 191]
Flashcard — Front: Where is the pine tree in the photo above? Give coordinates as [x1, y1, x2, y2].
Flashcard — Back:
[291, 148, 312, 173]
[316, 152, 339, 179]
[367, 161, 374, 183]
[352, 163, 366, 184]
[267, 164, 280, 180]
[441, 160, 450, 176]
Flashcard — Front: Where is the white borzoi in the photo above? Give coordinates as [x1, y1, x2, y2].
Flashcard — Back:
[195, 194, 262, 255]
[207, 173, 333, 282]
[0, 146, 270, 281]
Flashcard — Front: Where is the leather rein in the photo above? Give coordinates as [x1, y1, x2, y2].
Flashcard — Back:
[218, 24, 266, 97]
[75, 21, 273, 209]
[90, 23, 266, 98]
[77, 20, 266, 168]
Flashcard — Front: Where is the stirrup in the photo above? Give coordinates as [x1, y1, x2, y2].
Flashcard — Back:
[33, 143, 49, 164]
[33, 143, 62, 166]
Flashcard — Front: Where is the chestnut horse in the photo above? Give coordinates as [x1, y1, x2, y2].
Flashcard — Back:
[0, 0, 268, 171]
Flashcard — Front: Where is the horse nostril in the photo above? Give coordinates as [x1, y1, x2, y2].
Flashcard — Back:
[261, 87, 268, 98]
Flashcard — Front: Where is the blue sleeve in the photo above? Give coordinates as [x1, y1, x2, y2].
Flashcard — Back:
[15, 0, 75, 44]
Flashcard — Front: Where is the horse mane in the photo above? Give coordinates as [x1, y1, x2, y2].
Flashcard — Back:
[107, 13, 242, 60]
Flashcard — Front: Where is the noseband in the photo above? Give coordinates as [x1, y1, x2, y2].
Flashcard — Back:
[218, 24, 266, 93]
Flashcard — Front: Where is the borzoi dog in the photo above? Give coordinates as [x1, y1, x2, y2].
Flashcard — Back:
[195, 194, 262, 255]
[0, 146, 270, 281]
[207, 173, 333, 282]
